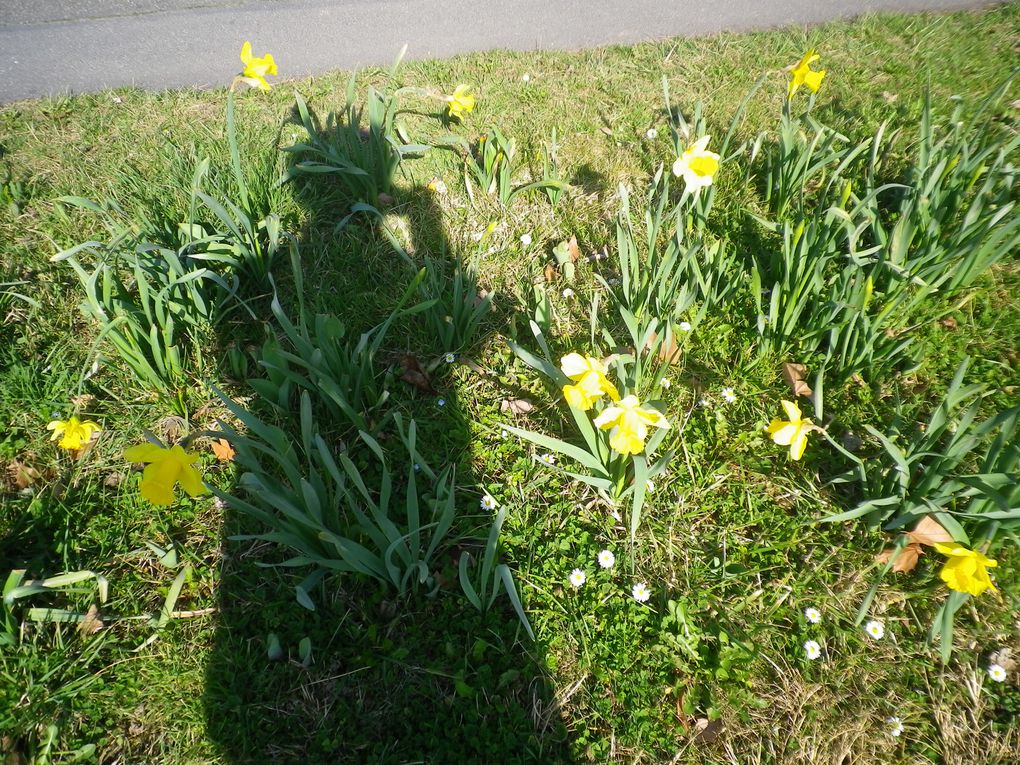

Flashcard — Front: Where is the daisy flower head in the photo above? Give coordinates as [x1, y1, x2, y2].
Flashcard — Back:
[721, 387, 737, 404]
[569, 568, 587, 588]
[864, 620, 885, 640]
[660, 378, 671, 389]
[562, 288, 575, 298]
[521, 73, 530, 82]
[444, 352, 456, 364]
[500, 429, 509, 439]
[804, 607, 822, 624]
[678, 321, 692, 332]
[987, 663, 1007, 682]
[645, 127, 658, 140]
[887, 717, 904, 738]
[645, 479, 655, 493]
[539, 453, 556, 466]
[632, 582, 651, 603]
[597, 550, 616, 569]
[520, 233, 532, 246]
[480, 494, 497, 510]
[803, 640, 821, 660]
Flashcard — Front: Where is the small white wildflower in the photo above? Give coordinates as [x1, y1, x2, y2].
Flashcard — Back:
[645, 128, 658, 140]
[480, 494, 497, 510]
[804, 607, 822, 624]
[520, 233, 532, 246]
[539, 453, 556, 466]
[721, 387, 737, 403]
[597, 550, 615, 569]
[213, 497, 227, 510]
[569, 569, 586, 588]
[698, 398, 710, 407]
[500, 429, 509, 439]
[522, 73, 530, 82]
[864, 620, 885, 640]
[437, 398, 446, 407]
[444, 352, 456, 364]
[988, 663, 1007, 682]
[678, 321, 692, 332]
[561, 288, 575, 298]
[645, 479, 655, 493]
[112, 96, 123, 104]
[803, 640, 821, 660]
[660, 378, 671, 389]
[632, 582, 651, 602]
[887, 717, 904, 737]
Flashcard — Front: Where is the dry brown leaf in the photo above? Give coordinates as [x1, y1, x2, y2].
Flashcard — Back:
[79, 604, 104, 635]
[398, 353, 438, 395]
[989, 647, 1015, 671]
[500, 398, 535, 415]
[647, 331, 680, 364]
[907, 515, 954, 547]
[782, 363, 813, 397]
[566, 235, 581, 263]
[693, 717, 723, 743]
[8, 461, 42, 490]
[876, 543, 922, 573]
[599, 126, 614, 138]
[939, 316, 958, 330]
[543, 262, 557, 283]
[210, 438, 235, 462]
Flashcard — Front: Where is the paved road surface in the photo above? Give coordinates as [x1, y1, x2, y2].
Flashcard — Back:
[0, 0, 997, 102]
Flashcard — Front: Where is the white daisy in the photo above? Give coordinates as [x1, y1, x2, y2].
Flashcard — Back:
[645, 128, 658, 140]
[887, 717, 904, 737]
[721, 387, 737, 403]
[660, 378, 671, 389]
[569, 569, 586, 588]
[480, 494, 497, 510]
[698, 398, 710, 407]
[561, 288, 575, 298]
[678, 321, 692, 332]
[864, 620, 885, 640]
[520, 233, 532, 246]
[444, 352, 456, 364]
[521, 73, 530, 82]
[500, 429, 509, 439]
[632, 582, 651, 602]
[597, 550, 615, 569]
[804, 607, 822, 624]
[539, 453, 556, 466]
[988, 663, 1007, 682]
[645, 479, 655, 493]
[803, 640, 821, 660]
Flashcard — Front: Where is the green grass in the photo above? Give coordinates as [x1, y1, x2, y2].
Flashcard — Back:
[2, 5, 1020, 764]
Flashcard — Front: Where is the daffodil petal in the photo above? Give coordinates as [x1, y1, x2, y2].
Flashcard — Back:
[124, 443, 167, 463]
[769, 422, 799, 446]
[781, 400, 802, 422]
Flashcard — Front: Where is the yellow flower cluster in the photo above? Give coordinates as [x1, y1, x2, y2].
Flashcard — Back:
[560, 354, 669, 456]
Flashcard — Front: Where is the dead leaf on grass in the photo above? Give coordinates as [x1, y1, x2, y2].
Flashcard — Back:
[939, 316, 958, 330]
[876, 543, 922, 573]
[782, 363, 813, 397]
[399, 353, 438, 395]
[79, 604, 105, 635]
[7, 461, 42, 490]
[210, 438, 235, 462]
[693, 717, 723, 742]
[500, 398, 535, 415]
[647, 330, 681, 364]
[907, 516, 954, 547]
[543, 262, 557, 283]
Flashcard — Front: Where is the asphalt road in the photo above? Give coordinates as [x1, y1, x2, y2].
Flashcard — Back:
[0, 0, 997, 102]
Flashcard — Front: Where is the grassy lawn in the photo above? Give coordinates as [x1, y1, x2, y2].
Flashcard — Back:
[2, 5, 1019, 764]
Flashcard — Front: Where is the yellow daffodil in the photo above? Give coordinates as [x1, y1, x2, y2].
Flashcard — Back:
[934, 542, 997, 596]
[593, 395, 669, 456]
[46, 416, 101, 450]
[560, 353, 619, 411]
[766, 400, 813, 461]
[788, 49, 826, 99]
[239, 41, 278, 92]
[671, 135, 720, 194]
[124, 443, 206, 506]
[445, 84, 475, 120]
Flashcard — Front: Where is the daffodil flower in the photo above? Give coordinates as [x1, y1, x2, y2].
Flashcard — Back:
[788, 49, 826, 99]
[671, 135, 720, 194]
[445, 84, 475, 120]
[560, 353, 619, 411]
[124, 443, 206, 506]
[239, 41, 278, 92]
[593, 395, 669, 456]
[47, 416, 101, 450]
[934, 542, 997, 596]
[766, 400, 813, 461]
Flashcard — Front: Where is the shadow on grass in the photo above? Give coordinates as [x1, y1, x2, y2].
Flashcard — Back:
[201, 134, 573, 763]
